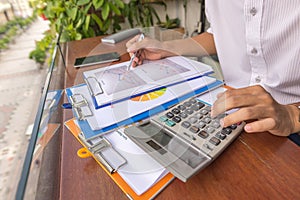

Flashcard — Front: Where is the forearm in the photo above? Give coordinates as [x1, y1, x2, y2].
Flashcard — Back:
[161, 32, 217, 58]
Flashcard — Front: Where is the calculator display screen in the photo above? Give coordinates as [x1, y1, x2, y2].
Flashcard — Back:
[138, 123, 206, 168]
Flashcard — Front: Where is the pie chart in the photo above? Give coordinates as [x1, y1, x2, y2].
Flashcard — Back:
[131, 88, 166, 101]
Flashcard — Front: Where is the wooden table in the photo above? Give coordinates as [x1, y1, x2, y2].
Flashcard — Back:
[60, 36, 300, 200]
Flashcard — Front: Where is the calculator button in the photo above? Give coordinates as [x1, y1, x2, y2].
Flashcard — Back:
[205, 127, 215, 134]
[181, 121, 191, 128]
[189, 126, 200, 133]
[166, 112, 174, 118]
[185, 109, 193, 115]
[211, 121, 220, 128]
[189, 99, 197, 104]
[215, 132, 226, 140]
[191, 104, 201, 111]
[221, 128, 232, 135]
[230, 124, 237, 129]
[171, 108, 181, 114]
[198, 130, 209, 139]
[200, 109, 209, 115]
[195, 102, 205, 109]
[209, 137, 221, 146]
[183, 102, 192, 107]
[159, 116, 168, 122]
[179, 112, 188, 119]
[188, 117, 198, 124]
[196, 121, 206, 129]
[203, 117, 211, 123]
[198, 102, 205, 107]
[195, 113, 203, 119]
[178, 105, 186, 110]
[172, 116, 181, 123]
[166, 120, 176, 127]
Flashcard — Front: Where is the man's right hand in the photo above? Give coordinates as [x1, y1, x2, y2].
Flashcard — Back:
[126, 35, 174, 67]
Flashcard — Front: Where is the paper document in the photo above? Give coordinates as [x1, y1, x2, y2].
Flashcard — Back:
[104, 128, 169, 195]
[66, 76, 219, 134]
[83, 56, 213, 109]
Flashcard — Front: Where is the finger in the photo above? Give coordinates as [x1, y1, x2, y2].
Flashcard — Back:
[132, 57, 139, 67]
[212, 94, 252, 118]
[126, 35, 141, 48]
[212, 89, 270, 118]
[244, 118, 276, 133]
[222, 107, 265, 127]
[126, 35, 144, 53]
[133, 50, 144, 67]
[216, 85, 266, 102]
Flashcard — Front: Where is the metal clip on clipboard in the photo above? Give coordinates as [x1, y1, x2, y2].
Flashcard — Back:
[70, 94, 93, 120]
[85, 76, 104, 97]
[78, 133, 127, 173]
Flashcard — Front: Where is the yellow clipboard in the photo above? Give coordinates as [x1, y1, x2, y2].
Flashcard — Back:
[64, 118, 174, 200]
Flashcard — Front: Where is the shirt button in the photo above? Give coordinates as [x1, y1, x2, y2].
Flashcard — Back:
[255, 76, 261, 83]
[251, 48, 258, 54]
[250, 7, 257, 16]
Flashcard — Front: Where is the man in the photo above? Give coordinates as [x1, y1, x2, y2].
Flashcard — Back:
[126, 1, 300, 137]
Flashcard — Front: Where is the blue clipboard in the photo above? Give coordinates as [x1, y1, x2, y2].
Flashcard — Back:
[65, 79, 223, 139]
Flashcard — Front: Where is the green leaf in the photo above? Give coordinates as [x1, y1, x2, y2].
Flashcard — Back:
[75, 33, 82, 40]
[77, 0, 90, 6]
[102, 18, 111, 32]
[84, 14, 91, 32]
[70, 7, 78, 21]
[114, 0, 124, 9]
[91, 13, 103, 29]
[101, 2, 110, 20]
[83, 2, 92, 14]
[110, 3, 121, 16]
[75, 18, 83, 28]
[93, 0, 104, 10]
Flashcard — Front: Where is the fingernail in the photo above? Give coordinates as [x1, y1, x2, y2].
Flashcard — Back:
[219, 118, 224, 127]
[244, 124, 252, 132]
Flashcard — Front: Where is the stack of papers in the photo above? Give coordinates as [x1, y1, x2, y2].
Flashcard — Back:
[66, 76, 222, 138]
[83, 56, 213, 109]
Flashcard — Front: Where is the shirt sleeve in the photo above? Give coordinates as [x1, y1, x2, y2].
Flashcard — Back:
[205, 3, 213, 34]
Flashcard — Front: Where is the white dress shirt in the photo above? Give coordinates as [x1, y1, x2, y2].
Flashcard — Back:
[205, 0, 300, 104]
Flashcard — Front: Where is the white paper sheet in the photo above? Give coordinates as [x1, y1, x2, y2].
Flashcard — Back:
[69, 76, 217, 131]
[104, 128, 169, 195]
[83, 56, 213, 108]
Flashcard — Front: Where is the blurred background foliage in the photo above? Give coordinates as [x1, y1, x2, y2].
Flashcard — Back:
[28, 0, 167, 64]
[36, 0, 166, 42]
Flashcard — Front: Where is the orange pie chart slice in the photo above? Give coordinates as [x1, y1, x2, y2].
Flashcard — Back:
[131, 88, 166, 102]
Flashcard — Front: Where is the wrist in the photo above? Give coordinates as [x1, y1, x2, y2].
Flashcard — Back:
[161, 41, 181, 58]
[290, 105, 300, 134]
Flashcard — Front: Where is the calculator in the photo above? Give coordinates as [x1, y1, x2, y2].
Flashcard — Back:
[124, 93, 245, 182]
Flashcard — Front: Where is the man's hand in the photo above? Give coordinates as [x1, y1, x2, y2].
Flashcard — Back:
[211, 85, 299, 136]
[126, 35, 175, 67]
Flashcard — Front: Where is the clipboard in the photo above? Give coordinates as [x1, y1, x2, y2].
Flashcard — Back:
[65, 77, 224, 139]
[83, 56, 214, 109]
[64, 118, 175, 199]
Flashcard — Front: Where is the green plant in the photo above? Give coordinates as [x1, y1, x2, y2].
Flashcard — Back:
[0, 39, 8, 50]
[29, 31, 55, 64]
[39, 0, 125, 42]
[29, 48, 46, 64]
[125, 0, 166, 28]
[157, 14, 180, 29]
